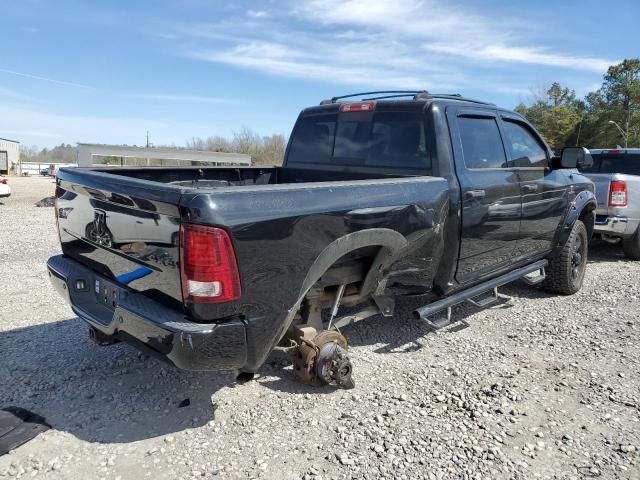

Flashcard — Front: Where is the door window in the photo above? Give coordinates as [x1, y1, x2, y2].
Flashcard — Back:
[502, 121, 548, 168]
[458, 117, 508, 169]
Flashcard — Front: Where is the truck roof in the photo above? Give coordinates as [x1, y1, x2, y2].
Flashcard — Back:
[320, 90, 495, 106]
[304, 90, 503, 115]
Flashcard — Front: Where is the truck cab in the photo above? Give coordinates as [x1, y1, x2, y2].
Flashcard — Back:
[48, 91, 597, 387]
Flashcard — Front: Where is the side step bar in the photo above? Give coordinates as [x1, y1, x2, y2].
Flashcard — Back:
[413, 260, 548, 328]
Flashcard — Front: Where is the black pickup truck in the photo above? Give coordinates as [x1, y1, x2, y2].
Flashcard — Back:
[48, 91, 597, 388]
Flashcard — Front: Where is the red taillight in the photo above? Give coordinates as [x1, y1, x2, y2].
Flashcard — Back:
[339, 101, 375, 113]
[609, 180, 627, 207]
[605, 149, 623, 154]
[0, 178, 6, 184]
[180, 224, 241, 304]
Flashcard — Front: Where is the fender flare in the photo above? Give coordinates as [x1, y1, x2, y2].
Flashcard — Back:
[557, 190, 597, 246]
[295, 228, 408, 303]
[271, 228, 408, 351]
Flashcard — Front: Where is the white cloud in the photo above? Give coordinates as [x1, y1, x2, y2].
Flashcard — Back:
[0, 68, 96, 89]
[247, 10, 269, 19]
[176, 0, 615, 93]
[424, 43, 614, 73]
[299, 0, 615, 71]
[0, 68, 238, 105]
[190, 40, 456, 89]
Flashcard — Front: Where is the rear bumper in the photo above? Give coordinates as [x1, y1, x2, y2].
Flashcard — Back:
[594, 215, 640, 237]
[47, 254, 248, 371]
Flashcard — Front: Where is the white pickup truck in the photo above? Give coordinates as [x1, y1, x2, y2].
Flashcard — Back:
[583, 149, 640, 259]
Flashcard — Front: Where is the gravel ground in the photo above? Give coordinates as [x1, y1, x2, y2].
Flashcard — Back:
[0, 176, 639, 480]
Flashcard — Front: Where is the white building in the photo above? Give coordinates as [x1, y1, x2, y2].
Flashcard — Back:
[0, 138, 20, 174]
[76, 143, 251, 167]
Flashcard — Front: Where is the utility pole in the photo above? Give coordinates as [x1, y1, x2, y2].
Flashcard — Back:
[608, 120, 628, 148]
[146, 131, 150, 148]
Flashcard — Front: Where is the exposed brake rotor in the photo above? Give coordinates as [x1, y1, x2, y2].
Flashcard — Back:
[291, 329, 355, 389]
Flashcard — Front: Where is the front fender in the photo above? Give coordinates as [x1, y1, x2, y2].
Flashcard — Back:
[556, 189, 597, 247]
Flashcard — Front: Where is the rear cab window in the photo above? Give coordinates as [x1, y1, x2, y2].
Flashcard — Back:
[285, 104, 432, 173]
[585, 152, 640, 175]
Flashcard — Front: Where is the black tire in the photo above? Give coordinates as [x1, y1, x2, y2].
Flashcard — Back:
[543, 220, 588, 295]
[622, 228, 640, 260]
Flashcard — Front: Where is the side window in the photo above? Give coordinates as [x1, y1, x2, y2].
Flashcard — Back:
[502, 120, 548, 168]
[458, 116, 508, 169]
[287, 114, 336, 164]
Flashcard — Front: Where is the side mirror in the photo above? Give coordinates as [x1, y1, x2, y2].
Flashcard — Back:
[556, 147, 593, 169]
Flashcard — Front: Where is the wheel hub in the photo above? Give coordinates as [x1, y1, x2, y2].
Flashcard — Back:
[291, 329, 354, 389]
[571, 238, 584, 278]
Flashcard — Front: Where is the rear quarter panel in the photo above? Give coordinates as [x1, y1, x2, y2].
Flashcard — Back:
[183, 177, 450, 368]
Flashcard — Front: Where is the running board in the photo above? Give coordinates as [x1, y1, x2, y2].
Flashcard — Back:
[413, 260, 548, 329]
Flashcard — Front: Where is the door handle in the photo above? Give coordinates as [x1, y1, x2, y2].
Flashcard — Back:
[522, 184, 538, 193]
[464, 189, 486, 200]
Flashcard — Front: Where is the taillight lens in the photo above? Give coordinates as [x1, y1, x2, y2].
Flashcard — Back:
[0, 178, 6, 184]
[180, 224, 241, 304]
[609, 180, 627, 207]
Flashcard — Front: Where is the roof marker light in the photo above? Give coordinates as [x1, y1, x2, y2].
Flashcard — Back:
[339, 101, 375, 113]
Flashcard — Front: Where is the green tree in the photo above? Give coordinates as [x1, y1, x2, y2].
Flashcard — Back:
[600, 59, 640, 147]
[572, 59, 640, 148]
[515, 83, 584, 151]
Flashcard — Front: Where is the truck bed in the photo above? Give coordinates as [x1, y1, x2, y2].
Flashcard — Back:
[99, 165, 416, 188]
[55, 166, 449, 369]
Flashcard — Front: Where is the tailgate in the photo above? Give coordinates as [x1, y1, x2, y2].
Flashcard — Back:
[55, 169, 183, 308]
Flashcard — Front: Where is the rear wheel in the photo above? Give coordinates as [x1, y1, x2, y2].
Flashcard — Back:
[543, 220, 588, 295]
[622, 228, 640, 260]
[85, 222, 113, 247]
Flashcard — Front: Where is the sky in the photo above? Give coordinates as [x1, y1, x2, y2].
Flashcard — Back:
[0, 0, 638, 148]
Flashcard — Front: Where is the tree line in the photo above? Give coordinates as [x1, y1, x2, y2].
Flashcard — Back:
[515, 58, 640, 151]
[185, 126, 287, 166]
[19, 127, 287, 166]
[20, 144, 77, 164]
